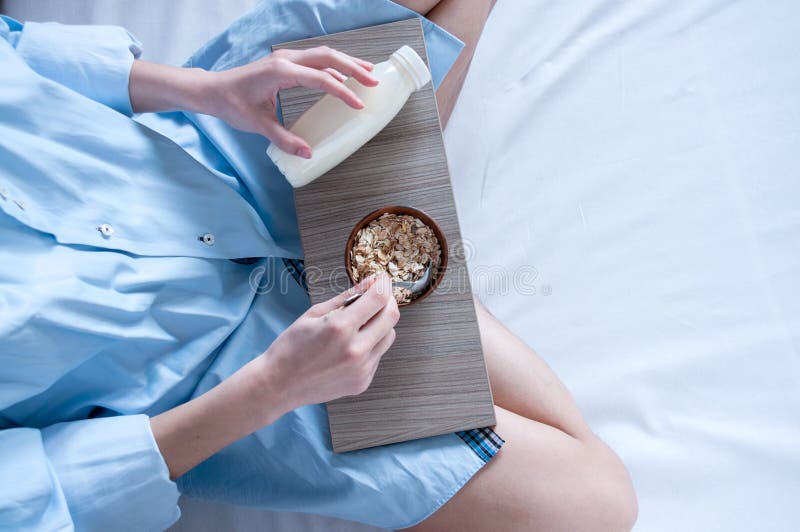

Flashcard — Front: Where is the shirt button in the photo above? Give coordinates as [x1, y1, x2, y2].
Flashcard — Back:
[98, 224, 114, 237]
[201, 233, 216, 246]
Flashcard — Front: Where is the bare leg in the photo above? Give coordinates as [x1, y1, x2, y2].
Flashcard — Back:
[475, 299, 589, 438]
[393, 0, 495, 128]
[390, 2, 637, 530]
[406, 301, 638, 531]
[426, 0, 496, 128]
[408, 407, 636, 532]
[392, 0, 443, 15]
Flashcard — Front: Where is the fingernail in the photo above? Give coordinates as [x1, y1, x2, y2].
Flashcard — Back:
[295, 147, 312, 159]
[355, 97, 365, 108]
[358, 275, 377, 289]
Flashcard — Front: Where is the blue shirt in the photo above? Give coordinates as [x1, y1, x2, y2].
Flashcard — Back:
[0, 2, 472, 531]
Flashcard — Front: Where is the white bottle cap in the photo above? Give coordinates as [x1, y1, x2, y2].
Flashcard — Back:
[391, 45, 431, 91]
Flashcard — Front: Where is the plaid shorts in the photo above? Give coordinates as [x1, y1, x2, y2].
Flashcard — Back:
[456, 427, 505, 463]
[283, 258, 505, 463]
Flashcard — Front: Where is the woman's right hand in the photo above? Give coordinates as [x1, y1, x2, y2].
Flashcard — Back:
[150, 274, 398, 480]
[151, 273, 397, 479]
[255, 273, 400, 415]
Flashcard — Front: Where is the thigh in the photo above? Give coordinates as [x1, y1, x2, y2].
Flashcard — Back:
[474, 299, 590, 438]
[390, 0, 443, 15]
[405, 406, 637, 532]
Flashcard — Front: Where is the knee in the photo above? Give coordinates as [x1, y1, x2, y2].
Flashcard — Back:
[578, 438, 638, 531]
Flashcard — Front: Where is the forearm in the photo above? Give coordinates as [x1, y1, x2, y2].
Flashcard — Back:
[150, 356, 287, 480]
[131, 63, 289, 477]
[129, 60, 214, 114]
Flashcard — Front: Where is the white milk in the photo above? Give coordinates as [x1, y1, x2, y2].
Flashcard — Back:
[267, 45, 431, 188]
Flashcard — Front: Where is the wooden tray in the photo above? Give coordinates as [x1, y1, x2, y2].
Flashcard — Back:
[273, 18, 495, 452]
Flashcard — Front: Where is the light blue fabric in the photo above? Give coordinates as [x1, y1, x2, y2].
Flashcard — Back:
[140, 0, 463, 259]
[0, 2, 477, 531]
[1, 15, 142, 116]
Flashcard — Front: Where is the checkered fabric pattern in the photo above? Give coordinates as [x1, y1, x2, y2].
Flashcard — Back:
[456, 427, 505, 463]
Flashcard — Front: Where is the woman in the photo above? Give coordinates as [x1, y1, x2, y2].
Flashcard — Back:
[0, 0, 637, 530]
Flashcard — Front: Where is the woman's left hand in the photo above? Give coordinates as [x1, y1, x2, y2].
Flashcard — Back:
[130, 47, 378, 158]
[203, 47, 378, 158]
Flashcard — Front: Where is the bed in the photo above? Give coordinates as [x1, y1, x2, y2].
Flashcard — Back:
[4, 1, 798, 531]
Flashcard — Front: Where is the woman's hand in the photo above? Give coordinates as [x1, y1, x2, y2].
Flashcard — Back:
[254, 272, 399, 413]
[203, 46, 379, 158]
[129, 46, 379, 158]
[150, 273, 398, 479]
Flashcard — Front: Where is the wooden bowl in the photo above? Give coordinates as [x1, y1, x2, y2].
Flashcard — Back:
[344, 206, 448, 307]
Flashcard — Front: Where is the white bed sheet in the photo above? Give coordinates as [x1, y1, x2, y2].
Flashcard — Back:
[4, 1, 799, 531]
[445, 1, 800, 531]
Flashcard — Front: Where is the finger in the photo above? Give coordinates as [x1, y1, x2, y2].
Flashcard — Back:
[309, 274, 380, 317]
[360, 328, 395, 390]
[288, 64, 365, 109]
[262, 120, 312, 158]
[291, 47, 379, 87]
[358, 296, 400, 347]
[352, 56, 375, 72]
[291, 47, 378, 85]
[324, 67, 347, 82]
[342, 272, 393, 326]
[368, 328, 396, 362]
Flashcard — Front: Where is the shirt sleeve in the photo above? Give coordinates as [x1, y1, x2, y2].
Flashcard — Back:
[0, 15, 142, 116]
[0, 415, 180, 531]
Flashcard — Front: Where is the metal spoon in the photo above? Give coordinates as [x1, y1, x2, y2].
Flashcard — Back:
[342, 264, 433, 307]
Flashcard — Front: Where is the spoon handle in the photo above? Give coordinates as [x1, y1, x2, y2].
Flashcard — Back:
[342, 292, 363, 307]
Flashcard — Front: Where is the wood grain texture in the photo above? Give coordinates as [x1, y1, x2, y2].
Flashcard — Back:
[274, 19, 495, 452]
